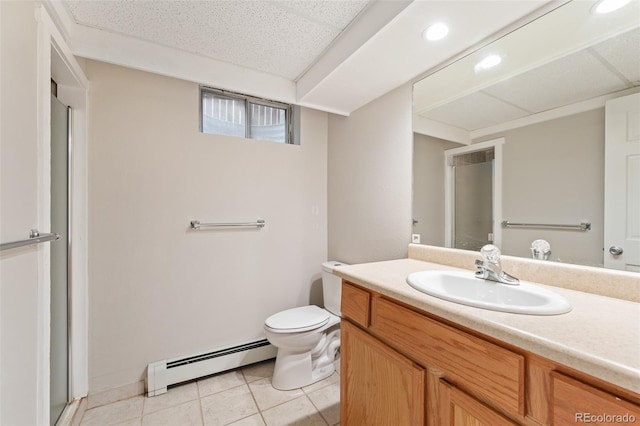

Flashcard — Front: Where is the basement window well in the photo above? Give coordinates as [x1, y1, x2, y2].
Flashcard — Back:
[201, 87, 296, 144]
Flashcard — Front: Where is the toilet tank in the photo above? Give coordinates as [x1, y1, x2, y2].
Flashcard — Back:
[322, 261, 347, 316]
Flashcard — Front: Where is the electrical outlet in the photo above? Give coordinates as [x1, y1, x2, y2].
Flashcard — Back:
[412, 234, 421, 244]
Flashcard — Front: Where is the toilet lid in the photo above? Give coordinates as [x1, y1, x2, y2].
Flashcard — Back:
[265, 305, 330, 332]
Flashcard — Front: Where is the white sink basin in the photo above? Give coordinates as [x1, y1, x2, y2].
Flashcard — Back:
[406, 270, 572, 315]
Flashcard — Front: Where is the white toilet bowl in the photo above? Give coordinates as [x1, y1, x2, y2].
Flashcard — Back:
[264, 261, 345, 390]
[265, 306, 340, 390]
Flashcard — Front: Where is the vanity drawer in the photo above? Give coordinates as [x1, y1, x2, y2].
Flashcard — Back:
[371, 296, 524, 416]
[341, 281, 371, 328]
[551, 372, 640, 425]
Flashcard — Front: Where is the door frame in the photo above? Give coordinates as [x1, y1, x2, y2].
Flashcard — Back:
[444, 138, 504, 249]
[35, 5, 89, 424]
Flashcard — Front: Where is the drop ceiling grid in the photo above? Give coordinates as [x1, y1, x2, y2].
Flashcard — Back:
[424, 91, 532, 131]
[419, 26, 640, 133]
[591, 27, 640, 85]
[65, 0, 369, 80]
[483, 49, 629, 113]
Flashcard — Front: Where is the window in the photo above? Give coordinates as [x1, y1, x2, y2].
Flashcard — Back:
[201, 87, 293, 144]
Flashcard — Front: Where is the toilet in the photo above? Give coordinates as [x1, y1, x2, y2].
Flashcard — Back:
[264, 261, 345, 390]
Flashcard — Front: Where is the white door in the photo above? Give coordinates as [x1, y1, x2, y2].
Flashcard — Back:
[604, 93, 640, 271]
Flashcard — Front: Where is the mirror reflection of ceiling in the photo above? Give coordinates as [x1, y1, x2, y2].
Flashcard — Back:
[424, 28, 639, 132]
[413, 0, 640, 136]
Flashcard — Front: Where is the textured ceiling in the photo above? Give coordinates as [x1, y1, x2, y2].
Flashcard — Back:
[420, 27, 640, 132]
[65, 0, 370, 80]
[60, 0, 552, 114]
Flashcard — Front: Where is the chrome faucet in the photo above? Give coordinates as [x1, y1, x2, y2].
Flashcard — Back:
[475, 244, 519, 285]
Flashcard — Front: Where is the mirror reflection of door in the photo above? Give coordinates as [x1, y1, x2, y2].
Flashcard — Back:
[444, 138, 503, 251]
[453, 150, 494, 251]
[604, 92, 640, 272]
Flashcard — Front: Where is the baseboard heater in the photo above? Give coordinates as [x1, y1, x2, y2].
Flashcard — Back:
[146, 339, 277, 396]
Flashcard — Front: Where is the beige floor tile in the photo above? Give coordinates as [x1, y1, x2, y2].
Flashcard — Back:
[76, 362, 340, 426]
[306, 382, 340, 426]
[80, 396, 144, 426]
[113, 419, 142, 426]
[227, 413, 266, 426]
[248, 377, 305, 411]
[302, 372, 339, 394]
[143, 382, 199, 415]
[261, 396, 328, 426]
[241, 359, 275, 383]
[88, 382, 145, 409]
[72, 397, 89, 426]
[201, 384, 258, 426]
[198, 370, 246, 397]
[142, 399, 202, 426]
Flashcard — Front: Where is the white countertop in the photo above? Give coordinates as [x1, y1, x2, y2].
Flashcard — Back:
[335, 258, 640, 394]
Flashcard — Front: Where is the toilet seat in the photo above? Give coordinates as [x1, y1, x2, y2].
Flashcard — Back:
[265, 305, 330, 333]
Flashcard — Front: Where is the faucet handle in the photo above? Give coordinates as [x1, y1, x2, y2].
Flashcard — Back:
[476, 244, 520, 285]
[531, 239, 551, 260]
[474, 259, 489, 279]
[480, 244, 501, 264]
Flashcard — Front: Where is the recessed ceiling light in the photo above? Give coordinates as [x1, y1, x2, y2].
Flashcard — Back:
[592, 0, 632, 14]
[422, 23, 449, 41]
[474, 54, 502, 72]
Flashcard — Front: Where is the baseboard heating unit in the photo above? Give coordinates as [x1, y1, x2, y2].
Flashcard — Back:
[146, 339, 277, 396]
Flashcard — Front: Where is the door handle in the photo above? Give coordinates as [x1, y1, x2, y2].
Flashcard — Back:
[609, 246, 623, 256]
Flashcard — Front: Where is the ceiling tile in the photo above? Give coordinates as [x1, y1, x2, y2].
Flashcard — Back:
[424, 91, 531, 131]
[592, 27, 640, 85]
[273, 0, 369, 29]
[483, 49, 629, 113]
[65, 0, 369, 80]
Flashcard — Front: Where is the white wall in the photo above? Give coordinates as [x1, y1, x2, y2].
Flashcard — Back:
[327, 83, 413, 263]
[0, 1, 41, 423]
[85, 60, 328, 393]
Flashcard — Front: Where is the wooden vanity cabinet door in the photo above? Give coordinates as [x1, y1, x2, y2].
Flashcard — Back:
[341, 282, 371, 328]
[371, 296, 524, 416]
[550, 372, 640, 425]
[438, 380, 518, 426]
[341, 319, 426, 425]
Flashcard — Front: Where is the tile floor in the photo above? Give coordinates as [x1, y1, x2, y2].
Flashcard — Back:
[77, 359, 340, 426]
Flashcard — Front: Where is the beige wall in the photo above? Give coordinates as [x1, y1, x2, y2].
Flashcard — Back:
[480, 109, 605, 266]
[0, 1, 41, 423]
[327, 83, 413, 264]
[86, 61, 328, 392]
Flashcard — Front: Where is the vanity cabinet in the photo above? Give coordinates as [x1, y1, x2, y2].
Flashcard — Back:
[341, 320, 425, 425]
[340, 281, 640, 426]
[550, 372, 640, 425]
[438, 379, 517, 426]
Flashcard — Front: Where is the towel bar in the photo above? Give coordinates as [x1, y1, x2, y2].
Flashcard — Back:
[190, 219, 265, 229]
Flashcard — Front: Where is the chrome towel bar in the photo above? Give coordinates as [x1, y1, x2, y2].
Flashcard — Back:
[501, 221, 591, 231]
[0, 229, 60, 252]
[191, 219, 265, 229]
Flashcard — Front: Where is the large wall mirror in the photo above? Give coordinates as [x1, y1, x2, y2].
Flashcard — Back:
[412, 0, 639, 271]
